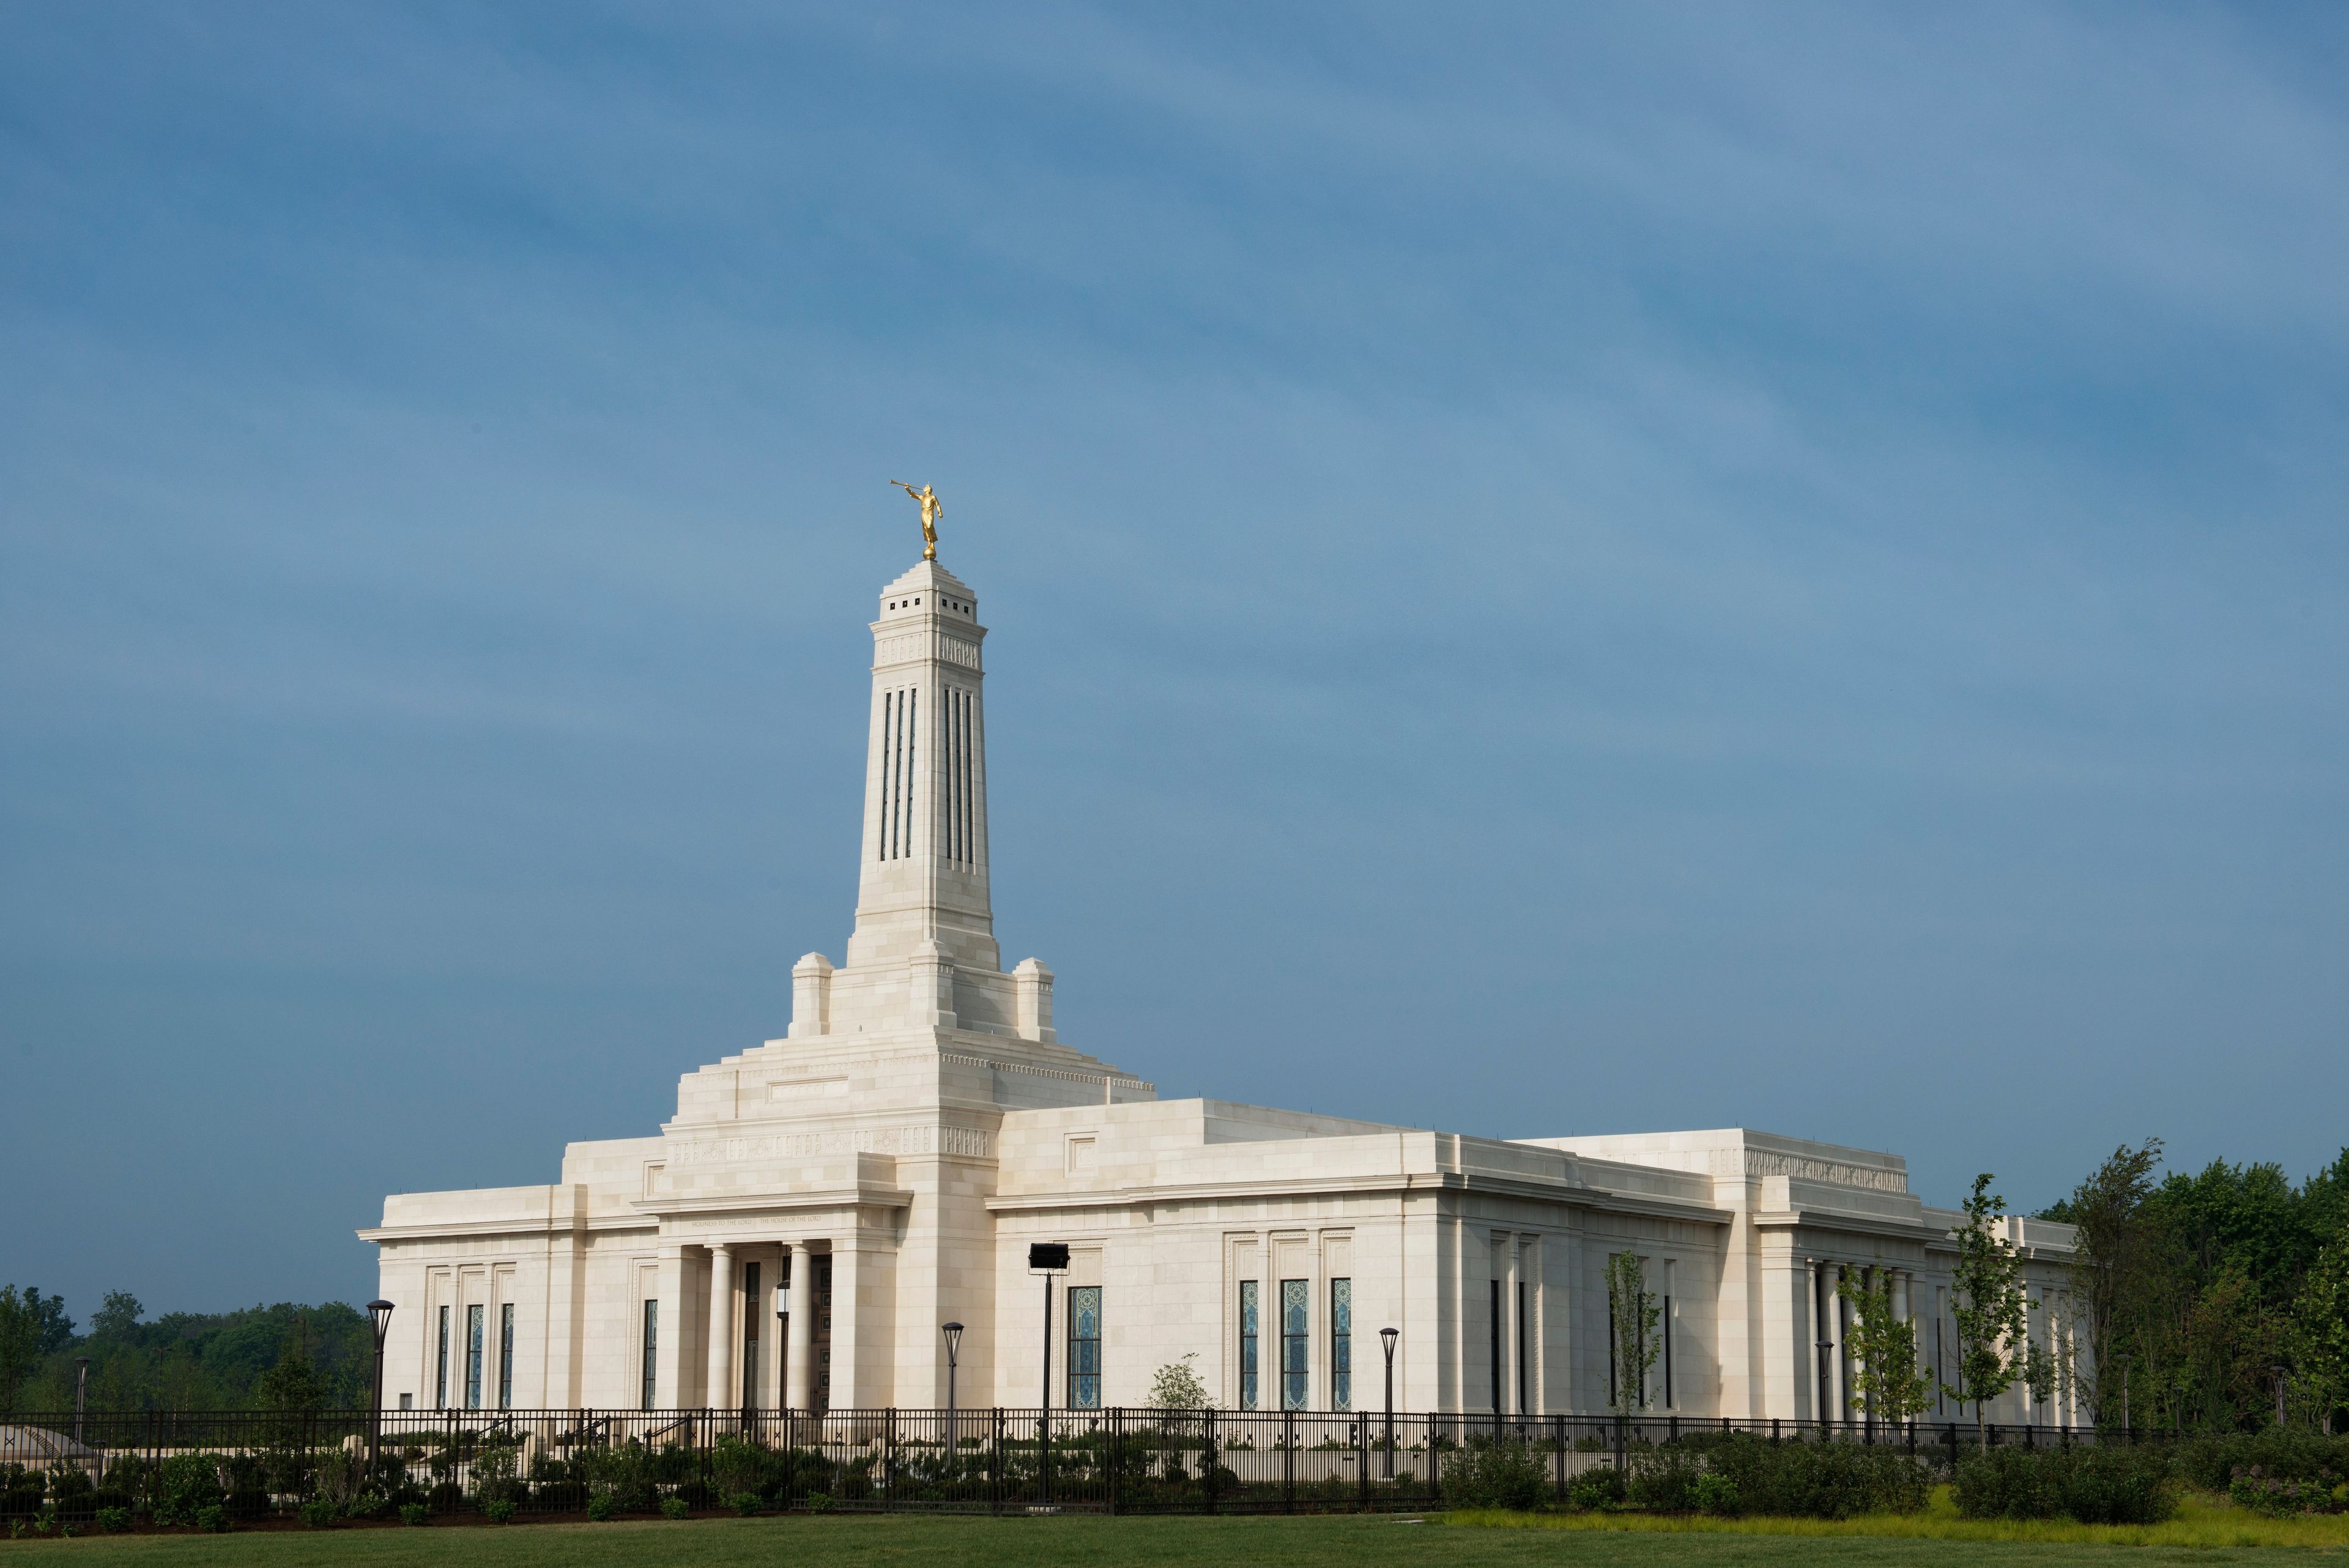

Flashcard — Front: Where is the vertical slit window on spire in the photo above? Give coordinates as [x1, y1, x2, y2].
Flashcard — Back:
[901, 689, 917, 858]
[878, 692, 896, 860]
[944, 689, 960, 864]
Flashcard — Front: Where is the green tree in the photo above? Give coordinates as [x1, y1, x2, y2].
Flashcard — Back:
[89, 1291, 144, 1341]
[1836, 1269, 1934, 1423]
[2295, 1224, 2349, 1435]
[1606, 1252, 1659, 1413]
[0, 1284, 74, 1412]
[2047, 1139, 2162, 1429]
[1945, 1175, 2028, 1451]
[1147, 1352, 1210, 1411]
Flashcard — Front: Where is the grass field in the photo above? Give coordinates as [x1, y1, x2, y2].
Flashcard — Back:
[9, 1504, 2348, 1568]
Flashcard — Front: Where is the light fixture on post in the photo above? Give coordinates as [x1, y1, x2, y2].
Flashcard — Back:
[777, 1301, 790, 1413]
[73, 1358, 90, 1447]
[943, 1321, 965, 1458]
[942, 1322, 965, 1413]
[1028, 1243, 1071, 1508]
[365, 1299, 395, 1476]
[1379, 1328, 1399, 1479]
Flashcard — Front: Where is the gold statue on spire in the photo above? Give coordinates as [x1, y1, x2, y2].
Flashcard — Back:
[890, 480, 942, 560]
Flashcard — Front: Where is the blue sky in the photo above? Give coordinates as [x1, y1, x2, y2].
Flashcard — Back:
[4, 3, 2345, 1323]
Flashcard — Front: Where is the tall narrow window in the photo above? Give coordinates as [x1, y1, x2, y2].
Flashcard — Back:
[1281, 1279, 1309, 1410]
[465, 1305, 484, 1409]
[1516, 1280, 1529, 1413]
[1489, 1280, 1502, 1413]
[435, 1306, 450, 1410]
[1239, 1281, 1260, 1410]
[1662, 1294, 1674, 1408]
[1606, 1296, 1616, 1408]
[498, 1302, 514, 1410]
[640, 1301, 658, 1411]
[1330, 1278, 1353, 1411]
[901, 689, 916, 856]
[878, 691, 896, 860]
[741, 1261, 762, 1409]
[1068, 1286, 1102, 1408]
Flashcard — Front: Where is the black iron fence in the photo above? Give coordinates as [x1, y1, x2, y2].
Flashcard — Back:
[0, 1406, 2134, 1524]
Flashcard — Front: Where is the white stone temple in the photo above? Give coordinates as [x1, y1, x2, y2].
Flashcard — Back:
[362, 552, 2083, 1424]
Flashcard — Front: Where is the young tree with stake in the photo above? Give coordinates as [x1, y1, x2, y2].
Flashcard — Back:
[1945, 1173, 2030, 1451]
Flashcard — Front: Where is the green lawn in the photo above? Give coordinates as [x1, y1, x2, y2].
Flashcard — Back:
[9, 1512, 2342, 1568]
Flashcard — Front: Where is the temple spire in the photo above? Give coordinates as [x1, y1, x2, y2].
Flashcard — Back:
[844, 557, 997, 973]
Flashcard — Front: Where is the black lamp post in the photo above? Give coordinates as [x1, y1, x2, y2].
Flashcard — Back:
[1379, 1328, 1399, 1479]
[73, 1357, 89, 1447]
[2271, 1365, 2289, 1430]
[1028, 1243, 1070, 1507]
[2116, 1353, 2131, 1435]
[777, 1302, 790, 1411]
[1817, 1340, 1836, 1429]
[943, 1321, 965, 1459]
[366, 1299, 395, 1474]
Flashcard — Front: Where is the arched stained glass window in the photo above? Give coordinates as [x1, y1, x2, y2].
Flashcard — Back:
[1281, 1279, 1309, 1410]
[1068, 1286, 1102, 1408]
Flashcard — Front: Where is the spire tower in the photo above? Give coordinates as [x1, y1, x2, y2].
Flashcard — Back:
[845, 558, 997, 974]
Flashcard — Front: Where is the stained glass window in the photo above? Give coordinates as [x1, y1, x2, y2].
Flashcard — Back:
[466, 1305, 484, 1409]
[435, 1306, 450, 1410]
[1239, 1281, 1259, 1410]
[1281, 1279, 1308, 1410]
[1330, 1278, 1353, 1411]
[1068, 1285, 1102, 1408]
[499, 1302, 514, 1410]
[640, 1301, 658, 1411]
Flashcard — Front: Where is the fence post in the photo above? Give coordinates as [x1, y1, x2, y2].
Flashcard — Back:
[1108, 1408, 1121, 1517]
[1614, 1411, 1625, 1479]
[1283, 1406, 1296, 1513]
[990, 1406, 1004, 1516]
[1355, 1416, 1368, 1510]
[1427, 1413, 1440, 1503]
[1203, 1408, 1218, 1515]
[1554, 1413, 1566, 1504]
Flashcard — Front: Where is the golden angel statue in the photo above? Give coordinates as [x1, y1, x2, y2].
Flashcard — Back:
[890, 480, 942, 559]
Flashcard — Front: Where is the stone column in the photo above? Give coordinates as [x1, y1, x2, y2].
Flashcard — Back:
[707, 1244, 736, 1411]
[785, 1243, 815, 1411]
[1828, 1265, 1847, 1424]
[655, 1242, 692, 1408]
[831, 1242, 867, 1409]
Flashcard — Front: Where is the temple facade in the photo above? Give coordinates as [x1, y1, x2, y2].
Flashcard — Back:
[362, 553, 2084, 1423]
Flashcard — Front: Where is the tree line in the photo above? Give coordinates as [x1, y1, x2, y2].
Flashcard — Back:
[2046, 1140, 2349, 1433]
[0, 1291, 374, 1414]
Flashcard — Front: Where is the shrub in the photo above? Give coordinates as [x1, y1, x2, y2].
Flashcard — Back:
[729, 1490, 762, 1517]
[484, 1498, 518, 1525]
[299, 1498, 339, 1529]
[587, 1494, 615, 1522]
[2229, 1466, 2347, 1517]
[95, 1507, 130, 1534]
[1442, 1436, 1548, 1509]
[1954, 1445, 2176, 1524]
[1694, 1471, 1740, 1517]
[1567, 1465, 1625, 1511]
[193, 1504, 228, 1533]
[47, 1468, 94, 1513]
[660, 1495, 691, 1520]
[1704, 1434, 1926, 1520]
[2178, 1431, 2349, 1495]
[150, 1452, 226, 1526]
[1627, 1447, 1704, 1514]
[399, 1502, 430, 1527]
[806, 1490, 835, 1512]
